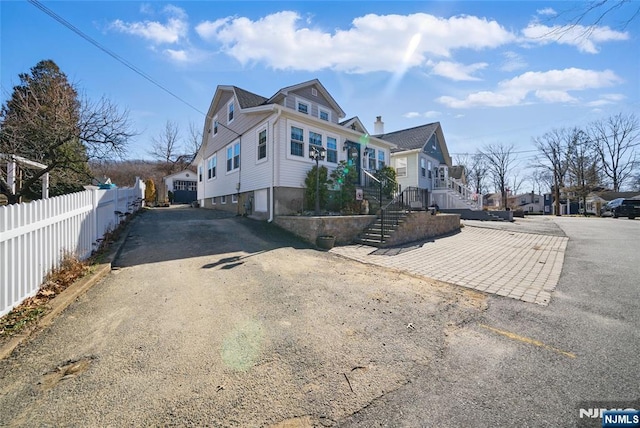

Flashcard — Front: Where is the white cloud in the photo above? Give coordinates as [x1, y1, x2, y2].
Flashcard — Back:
[437, 68, 622, 108]
[536, 8, 556, 16]
[428, 60, 487, 81]
[521, 23, 628, 53]
[196, 11, 515, 73]
[585, 93, 625, 107]
[500, 51, 527, 72]
[403, 111, 441, 119]
[110, 5, 188, 45]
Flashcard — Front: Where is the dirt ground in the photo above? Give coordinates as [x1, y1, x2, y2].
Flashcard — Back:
[0, 207, 486, 427]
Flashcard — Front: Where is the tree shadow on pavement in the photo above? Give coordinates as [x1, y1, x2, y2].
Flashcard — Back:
[112, 207, 313, 268]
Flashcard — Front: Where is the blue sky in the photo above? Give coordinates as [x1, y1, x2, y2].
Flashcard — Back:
[1, 1, 638, 173]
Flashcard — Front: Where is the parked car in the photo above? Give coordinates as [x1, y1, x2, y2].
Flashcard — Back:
[605, 198, 640, 219]
[601, 198, 623, 217]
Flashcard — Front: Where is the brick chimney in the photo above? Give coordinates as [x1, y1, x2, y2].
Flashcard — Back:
[374, 116, 384, 135]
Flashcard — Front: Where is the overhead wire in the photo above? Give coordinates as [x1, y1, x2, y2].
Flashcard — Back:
[27, 0, 208, 118]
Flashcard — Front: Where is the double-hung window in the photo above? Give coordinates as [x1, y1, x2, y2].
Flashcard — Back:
[208, 155, 217, 179]
[213, 116, 218, 135]
[396, 157, 407, 177]
[427, 161, 433, 179]
[326, 137, 337, 163]
[258, 129, 267, 160]
[291, 126, 304, 157]
[198, 165, 203, 182]
[367, 148, 376, 170]
[377, 150, 385, 170]
[421, 158, 426, 177]
[228, 101, 234, 123]
[309, 131, 322, 154]
[227, 142, 240, 172]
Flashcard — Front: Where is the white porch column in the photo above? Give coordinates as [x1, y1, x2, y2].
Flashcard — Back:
[42, 172, 49, 199]
[7, 160, 16, 193]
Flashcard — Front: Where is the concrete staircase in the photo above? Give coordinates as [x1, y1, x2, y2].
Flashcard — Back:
[354, 209, 409, 247]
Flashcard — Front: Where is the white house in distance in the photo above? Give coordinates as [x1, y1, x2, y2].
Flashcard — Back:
[193, 79, 396, 220]
[162, 169, 197, 204]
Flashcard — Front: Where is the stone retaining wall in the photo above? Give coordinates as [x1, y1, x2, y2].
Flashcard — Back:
[383, 212, 460, 247]
[274, 215, 377, 245]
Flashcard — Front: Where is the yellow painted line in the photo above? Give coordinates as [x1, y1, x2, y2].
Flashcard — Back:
[479, 324, 576, 359]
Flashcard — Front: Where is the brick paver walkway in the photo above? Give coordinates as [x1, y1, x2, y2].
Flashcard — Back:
[331, 225, 568, 305]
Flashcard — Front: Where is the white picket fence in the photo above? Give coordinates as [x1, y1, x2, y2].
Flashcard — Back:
[0, 179, 145, 317]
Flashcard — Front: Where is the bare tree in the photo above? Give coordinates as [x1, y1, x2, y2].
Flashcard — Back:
[481, 143, 516, 209]
[566, 128, 600, 215]
[588, 112, 639, 191]
[544, 1, 639, 41]
[530, 167, 553, 196]
[186, 121, 202, 164]
[0, 60, 133, 204]
[533, 129, 570, 216]
[148, 120, 192, 176]
[463, 152, 488, 195]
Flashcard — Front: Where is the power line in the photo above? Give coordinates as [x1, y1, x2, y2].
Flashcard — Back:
[27, 0, 207, 118]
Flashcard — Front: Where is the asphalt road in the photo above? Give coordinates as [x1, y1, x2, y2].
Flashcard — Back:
[0, 209, 637, 427]
[341, 215, 640, 427]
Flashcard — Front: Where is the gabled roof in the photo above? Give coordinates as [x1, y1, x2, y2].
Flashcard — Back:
[267, 79, 346, 119]
[592, 191, 640, 201]
[233, 86, 268, 109]
[376, 122, 440, 152]
[339, 117, 369, 135]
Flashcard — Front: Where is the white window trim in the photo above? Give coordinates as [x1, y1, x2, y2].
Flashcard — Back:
[312, 88, 318, 97]
[228, 101, 235, 124]
[296, 97, 309, 115]
[212, 197, 217, 205]
[231, 194, 238, 204]
[319, 108, 331, 122]
[326, 134, 339, 164]
[207, 154, 217, 181]
[257, 127, 268, 164]
[286, 120, 309, 162]
[221, 195, 227, 204]
[212, 115, 219, 136]
[226, 141, 240, 174]
[396, 157, 408, 177]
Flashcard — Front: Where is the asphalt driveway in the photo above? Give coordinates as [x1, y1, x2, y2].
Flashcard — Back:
[0, 207, 486, 427]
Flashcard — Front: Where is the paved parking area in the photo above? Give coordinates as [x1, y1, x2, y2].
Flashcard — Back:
[331, 222, 568, 305]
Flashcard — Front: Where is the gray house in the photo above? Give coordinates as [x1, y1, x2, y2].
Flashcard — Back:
[377, 121, 481, 210]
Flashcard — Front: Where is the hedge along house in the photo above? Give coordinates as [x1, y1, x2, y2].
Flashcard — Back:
[379, 122, 482, 211]
[193, 79, 396, 220]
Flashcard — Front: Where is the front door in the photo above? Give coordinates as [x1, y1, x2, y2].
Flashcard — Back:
[344, 140, 361, 185]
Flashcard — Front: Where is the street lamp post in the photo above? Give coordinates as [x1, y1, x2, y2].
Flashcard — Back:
[309, 146, 327, 215]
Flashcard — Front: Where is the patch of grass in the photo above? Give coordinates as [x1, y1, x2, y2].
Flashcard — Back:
[0, 253, 89, 340]
[0, 209, 140, 344]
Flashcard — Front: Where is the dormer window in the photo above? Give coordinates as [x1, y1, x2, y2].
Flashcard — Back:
[228, 101, 234, 123]
[297, 101, 309, 114]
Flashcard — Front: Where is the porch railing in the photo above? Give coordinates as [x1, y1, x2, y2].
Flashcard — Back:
[378, 186, 425, 242]
[433, 176, 482, 210]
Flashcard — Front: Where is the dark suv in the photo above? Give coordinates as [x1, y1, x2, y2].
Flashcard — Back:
[610, 199, 640, 219]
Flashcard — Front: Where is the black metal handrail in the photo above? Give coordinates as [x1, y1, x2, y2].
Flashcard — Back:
[379, 187, 428, 242]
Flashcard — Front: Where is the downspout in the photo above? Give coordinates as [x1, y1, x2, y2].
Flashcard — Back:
[268, 106, 283, 222]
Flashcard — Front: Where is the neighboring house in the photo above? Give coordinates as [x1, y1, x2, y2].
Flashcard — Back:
[377, 121, 479, 210]
[193, 79, 396, 220]
[163, 169, 198, 204]
[510, 192, 543, 213]
[484, 192, 502, 209]
[585, 191, 640, 215]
